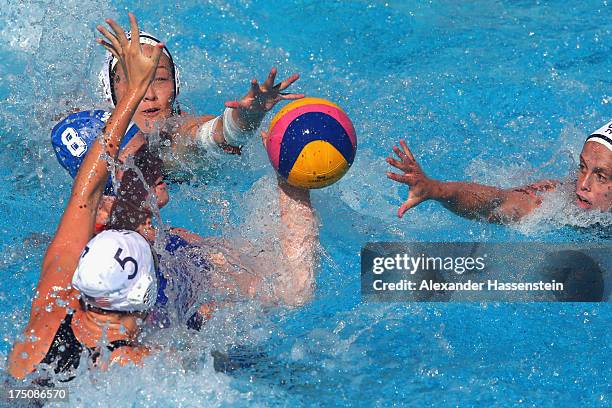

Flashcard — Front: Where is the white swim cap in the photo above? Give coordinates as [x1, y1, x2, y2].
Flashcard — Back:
[72, 229, 157, 312]
[98, 31, 181, 106]
[585, 120, 612, 152]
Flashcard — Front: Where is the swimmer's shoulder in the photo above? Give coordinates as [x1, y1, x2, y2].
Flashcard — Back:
[489, 179, 561, 223]
[51, 109, 141, 177]
[508, 179, 561, 205]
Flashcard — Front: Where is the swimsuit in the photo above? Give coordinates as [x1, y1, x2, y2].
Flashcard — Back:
[37, 313, 134, 385]
[148, 232, 213, 330]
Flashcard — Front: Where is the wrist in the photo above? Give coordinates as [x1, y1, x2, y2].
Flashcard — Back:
[236, 108, 264, 129]
[222, 108, 257, 147]
[427, 179, 446, 201]
[277, 176, 311, 203]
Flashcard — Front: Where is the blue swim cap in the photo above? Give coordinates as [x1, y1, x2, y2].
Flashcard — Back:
[51, 110, 140, 195]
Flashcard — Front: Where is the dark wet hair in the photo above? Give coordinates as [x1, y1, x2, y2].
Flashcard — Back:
[109, 146, 164, 231]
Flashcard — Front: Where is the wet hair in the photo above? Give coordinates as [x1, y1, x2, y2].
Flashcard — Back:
[109, 146, 164, 231]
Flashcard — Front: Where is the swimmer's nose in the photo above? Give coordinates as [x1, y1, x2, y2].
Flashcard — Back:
[579, 172, 592, 191]
[143, 83, 158, 101]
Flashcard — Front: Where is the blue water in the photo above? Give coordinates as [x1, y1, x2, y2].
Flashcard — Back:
[0, 0, 610, 406]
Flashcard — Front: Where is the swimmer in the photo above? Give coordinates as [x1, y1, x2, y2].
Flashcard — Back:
[9, 16, 164, 382]
[103, 145, 213, 328]
[54, 124, 215, 329]
[52, 20, 318, 326]
[95, 12, 304, 168]
[105, 132, 319, 320]
[386, 120, 612, 223]
[54, 127, 313, 329]
[52, 12, 303, 231]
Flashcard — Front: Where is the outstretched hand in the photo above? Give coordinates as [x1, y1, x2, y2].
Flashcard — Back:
[96, 12, 164, 92]
[225, 67, 304, 114]
[386, 140, 435, 218]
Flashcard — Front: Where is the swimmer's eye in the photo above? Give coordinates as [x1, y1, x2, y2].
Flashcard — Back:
[154, 77, 170, 82]
[595, 173, 607, 183]
[578, 163, 586, 172]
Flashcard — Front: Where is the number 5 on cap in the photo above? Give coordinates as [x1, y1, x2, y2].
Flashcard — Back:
[114, 248, 138, 279]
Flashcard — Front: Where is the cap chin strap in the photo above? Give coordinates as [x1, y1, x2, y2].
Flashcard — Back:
[80, 297, 132, 315]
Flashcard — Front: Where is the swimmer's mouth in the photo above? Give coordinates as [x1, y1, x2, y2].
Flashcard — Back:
[576, 194, 592, 209]
[141, 108, 161, 118]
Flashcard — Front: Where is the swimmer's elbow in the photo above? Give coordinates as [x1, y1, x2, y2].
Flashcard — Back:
[488, 191, 539, 224]
[8, 344, 30, 380]
[7, 364, 27, 380]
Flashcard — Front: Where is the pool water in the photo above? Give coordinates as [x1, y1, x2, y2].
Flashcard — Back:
[0, 0, 610, 406]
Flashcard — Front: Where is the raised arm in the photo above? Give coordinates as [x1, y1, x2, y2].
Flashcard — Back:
[8, 15, 163, 381]
[386, 140, 557, 223]
[201, 178, 318, 307]
[36, 14, 164, 306]
[272, 178, 318, 306]
[202, 130, 318, 308]
[250, 130, 318, 306]
[162, 68, 303, 160]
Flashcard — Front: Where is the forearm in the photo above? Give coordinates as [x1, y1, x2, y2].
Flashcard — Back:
[46, 87, 146, 271]
[207, 108, 261, 151]
[165, 111, 252, 163]
[230, 108, 264, 135]
[72, 88, 146, 204]
[428, 180, 511, 221]
[275, 180, 318, 306]
[204, 183, 318, 307]
[178, 67, 300, 157]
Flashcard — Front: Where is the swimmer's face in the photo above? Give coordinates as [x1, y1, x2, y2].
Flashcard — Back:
[153, 176, 169, 208]
[138, 217, 156, 242]
[113, 45, 175, 133]
[95, 196, 116, 227]
[575, 142, 612, 211]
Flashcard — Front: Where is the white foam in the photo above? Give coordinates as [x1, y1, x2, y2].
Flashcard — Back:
[517, 180, 612, 235]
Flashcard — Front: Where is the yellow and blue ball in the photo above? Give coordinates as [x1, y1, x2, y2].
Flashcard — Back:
[266, 97, 357, 189]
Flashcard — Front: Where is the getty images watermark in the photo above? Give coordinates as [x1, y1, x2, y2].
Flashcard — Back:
[361, 243, 610, 302]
